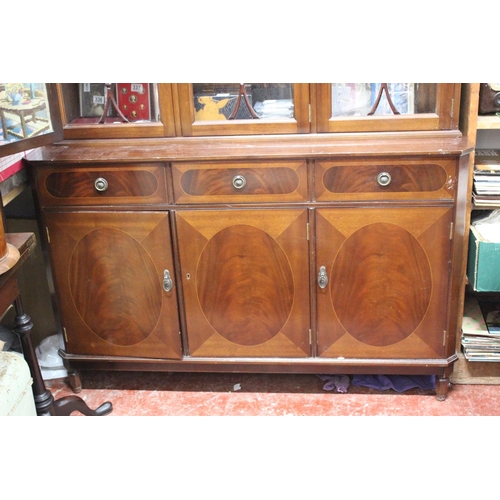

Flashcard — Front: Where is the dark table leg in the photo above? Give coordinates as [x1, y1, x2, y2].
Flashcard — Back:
[12, 296, 112, 416]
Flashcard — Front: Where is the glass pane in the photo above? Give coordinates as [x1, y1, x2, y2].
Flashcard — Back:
[72, 83, 159, 124]
[331, 83, 437, 117]
[0, 83, 54, 145]
[193, 83, 294, 121]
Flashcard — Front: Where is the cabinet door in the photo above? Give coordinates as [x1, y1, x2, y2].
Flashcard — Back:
[176, 83, 310, 136]
[316, 206, 453, 359]
[176, 209, 310, 357]
[45, 211, 182, 359]
[0, 83, 63, 157]
[57, 83, 176, 139]
[314, 83, 461, 133]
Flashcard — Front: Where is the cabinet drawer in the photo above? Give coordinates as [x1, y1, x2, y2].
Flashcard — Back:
[172, 161, 308, 204]
[316, 157, 456, 201]
[36, 164, 168, 206]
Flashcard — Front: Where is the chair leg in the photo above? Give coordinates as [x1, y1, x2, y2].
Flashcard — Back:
[13, 296, 113, 416]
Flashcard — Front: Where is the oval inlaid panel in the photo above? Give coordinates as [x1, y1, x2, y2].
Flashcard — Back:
[330, 223, 432, 346]
[46, 170, 159, 198]
[180, 168, 299, 196]
[323, 164, 448, 193]
[69, 228, 161, 346]
[196, 225, 294, 345]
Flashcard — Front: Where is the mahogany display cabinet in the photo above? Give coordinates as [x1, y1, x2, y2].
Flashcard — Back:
[25, 83, 480, 400]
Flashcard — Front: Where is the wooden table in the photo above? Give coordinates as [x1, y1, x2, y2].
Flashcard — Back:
[0, 97, 49, 141]
[1, 232, 112, 416]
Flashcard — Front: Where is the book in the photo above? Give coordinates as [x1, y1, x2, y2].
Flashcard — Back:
[461, 297, 500, 361]
[475, 149, 500, 171]
[473, 194, 500, 207]
[486, 309, 500, 333]
[473, 168, 500, 196]
[473, 172, 500, 180]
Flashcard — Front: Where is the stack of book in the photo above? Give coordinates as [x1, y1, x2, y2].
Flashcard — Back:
[473, 149, 500, 207]
[462, 296, 500, 361]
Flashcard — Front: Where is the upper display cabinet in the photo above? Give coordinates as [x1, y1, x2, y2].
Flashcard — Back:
[53, 83, 463, 140]
[315, 83, 462, 133]
[0, 83, 63, 158]
[56, 83, 176, 139]
[176, 83, 311, 136]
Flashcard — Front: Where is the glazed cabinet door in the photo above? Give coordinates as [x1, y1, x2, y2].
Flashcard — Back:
[314, 83, 461, 133]
[44, 211, 182, 359]
[56, 83, 177, 140]
[176, 83, 310, 136]
[176, 209, 311, 357]
[316, 206, 453, 359]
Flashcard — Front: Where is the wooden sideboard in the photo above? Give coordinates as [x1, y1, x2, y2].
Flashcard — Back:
[25, 133, 473, 400]
[23, 83, 479, 400]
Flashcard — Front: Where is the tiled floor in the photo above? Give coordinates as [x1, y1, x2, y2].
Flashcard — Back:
[45, 370, 500, 416]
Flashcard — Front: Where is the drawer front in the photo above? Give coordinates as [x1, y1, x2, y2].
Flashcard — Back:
[37, 164, 168, 206]
[316, 157, 457, 201]
[172, 161, 308, 204]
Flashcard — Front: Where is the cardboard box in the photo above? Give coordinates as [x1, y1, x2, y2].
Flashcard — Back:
[467, 225, 500, 291]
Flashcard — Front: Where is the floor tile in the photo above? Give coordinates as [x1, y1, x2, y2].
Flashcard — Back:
[44, 371, 500, 416]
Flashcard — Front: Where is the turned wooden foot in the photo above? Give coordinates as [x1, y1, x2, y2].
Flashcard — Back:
[68, 369, 82, 393]
[435, 376, 450, 401]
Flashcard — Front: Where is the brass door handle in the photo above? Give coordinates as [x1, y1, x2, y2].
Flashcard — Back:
[163, 270, 173, 292]
[318, 266, 328, 289]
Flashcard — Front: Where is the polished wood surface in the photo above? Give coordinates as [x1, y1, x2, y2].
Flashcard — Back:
[27, 148, 471, 400]
[172, 160, 308, 204]
[317, 157, 455, 200]
[316, 206, 453, 359]
[36, 163, 168, 206]
[44, 211, 182, 359]
[26, 131, 472, 165]
[176, 209, 310, 358]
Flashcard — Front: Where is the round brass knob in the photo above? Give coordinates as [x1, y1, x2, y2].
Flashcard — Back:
[232, 175, 247, 189]
[94, 177, 108, 192]
[377, 172, 392, 187]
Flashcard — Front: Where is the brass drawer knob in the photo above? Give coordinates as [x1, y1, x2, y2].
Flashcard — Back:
[232, 175, 247, 189]
[377, 172, 392, 187]
[94, 177, 109, 192]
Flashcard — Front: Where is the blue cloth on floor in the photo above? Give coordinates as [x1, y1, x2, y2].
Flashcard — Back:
[351, 374, 436, 393]
[317, 375, 350, 393]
